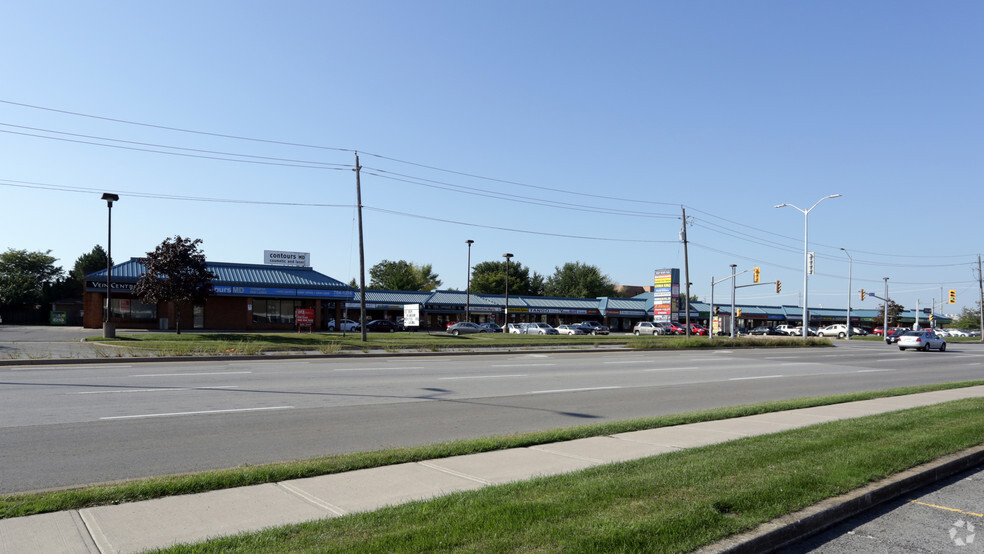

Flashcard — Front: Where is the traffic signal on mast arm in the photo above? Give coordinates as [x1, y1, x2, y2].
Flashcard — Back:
[736, 308, 743, 317]
[949, 289, 956, 304]
[753, 266, 761, 283]
[776, 280, 781, 294]
[860, 289, 866, 301]
[714, 306, 720, 315]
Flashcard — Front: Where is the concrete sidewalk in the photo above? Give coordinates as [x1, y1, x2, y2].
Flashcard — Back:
[4, 387, 984, 553]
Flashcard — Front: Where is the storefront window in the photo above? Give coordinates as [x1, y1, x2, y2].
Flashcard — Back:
[252, 299, 301, 324]
[107, 298, 157, 320]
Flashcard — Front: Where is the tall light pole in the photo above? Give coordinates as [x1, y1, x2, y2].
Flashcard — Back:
[841, 247, 852, 340]
[729, 264, 737, 338]
[883, 277, 890, 335]
[502, 253, 514, 328]
[465, 240, 474, 322]
[101, 193, 120, 339]
[774, 194, 842, 339]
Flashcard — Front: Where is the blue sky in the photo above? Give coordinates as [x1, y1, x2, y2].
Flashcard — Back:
[2, 1, 981, 315]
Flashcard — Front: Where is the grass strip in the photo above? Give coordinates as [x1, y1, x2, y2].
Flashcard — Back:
[2, 380, 981, 520]
[157, 397, 984, 553]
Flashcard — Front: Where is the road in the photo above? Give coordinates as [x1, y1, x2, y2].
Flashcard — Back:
[2, 340, 984, 494]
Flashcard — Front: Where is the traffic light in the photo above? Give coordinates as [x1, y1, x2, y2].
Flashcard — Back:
[736, 308, 742, 317]
[949, 289, 956, 304]
[776, 280, 781, 294]
[860, 289, 866, 301]
[753, 266, 761, 283]
[714, 306, 720, 315]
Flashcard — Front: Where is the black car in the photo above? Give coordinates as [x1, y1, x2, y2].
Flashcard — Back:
[365, 320, 403, 332]
[749, 326, 783, 336]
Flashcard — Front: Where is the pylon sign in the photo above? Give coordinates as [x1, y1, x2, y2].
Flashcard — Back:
[653, 268, 680, 323]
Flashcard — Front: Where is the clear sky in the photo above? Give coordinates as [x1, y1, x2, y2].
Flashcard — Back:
[2, 1, 981, 316]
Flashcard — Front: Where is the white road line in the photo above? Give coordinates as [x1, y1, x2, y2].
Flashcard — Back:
[491, 364, 556, 368]
[333, 367, 424, 372]
[764, 356, 801, 359]
[11, 365, 134, 371]
[730, 375, 784, 381]
[100, 406, 294, 420]
[780, 362, 819, 366]
[528, 386, 621, 395]
[603, 360, 651, 364]
[76, 386, 239, 395]
[132, 371, 252, 377]
[440, 374, 527, 380]
[857, 369, 895, 373]
[641, 367, 699, 372]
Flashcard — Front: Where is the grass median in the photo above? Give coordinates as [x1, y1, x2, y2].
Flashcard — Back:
[2, 380, 981, 522]
[157, 396, 984, 553]
[82, 331, 828, 357]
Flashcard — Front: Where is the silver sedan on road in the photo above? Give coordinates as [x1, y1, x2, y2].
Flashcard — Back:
[898, 330, 947, 351]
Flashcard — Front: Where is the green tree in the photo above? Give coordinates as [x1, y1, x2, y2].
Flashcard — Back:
[542, 262, 617, 298]
[951, 302, 982, 329]
[875, 300, 905, 328]
[0, 248, 63, 306]
[413, 263, 442, 292]
[369, 260, 419, 290]
[71, 245, 110, 283]
[133, 236, 215, 334]
[470, 260, 541, 296]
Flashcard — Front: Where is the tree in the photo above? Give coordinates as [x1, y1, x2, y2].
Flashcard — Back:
[951, 302, 982, 329]
[368, 260, 442, 291]
[0, 248, 63, 307]
[876, 300, 905, 328]
[70, 245, 110, 284]
[133, 236, 215, 334]
[470, 260, 541, 296]
[542, 262, 617, 298]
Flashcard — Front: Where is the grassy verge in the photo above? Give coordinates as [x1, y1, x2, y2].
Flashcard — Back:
[83, 331, 830, 356]
[3, 380, 981, 520]
[158, 396, 984, 553]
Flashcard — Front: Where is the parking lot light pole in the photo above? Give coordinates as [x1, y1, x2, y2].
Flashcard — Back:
[841, 247, 852, 339]
[101, 193, 119, 339]
[774, 194, 842, 339]
[465, 240, 474, 322]
[502, 253, 513, 328]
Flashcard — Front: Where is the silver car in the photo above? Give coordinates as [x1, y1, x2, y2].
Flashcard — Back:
[525, 323, 559, 335]
[446, 322, 484, 336]
[898, 330, 946, 351]
[556, 324, 585, 335]
[632, 321, 663, 335]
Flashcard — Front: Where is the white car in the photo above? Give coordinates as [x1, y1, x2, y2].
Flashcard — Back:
[327, 319, 360, 332]
[556, 324, 585, 335]
[898, 330, 947, 351]
[504, 323, 526, 334]
[817, 324, 864, 338]
[525, 323, 559, 335]
[632, 321, 664, 335]
[946, 329, 968, 337]
[775, 325, 798, 336]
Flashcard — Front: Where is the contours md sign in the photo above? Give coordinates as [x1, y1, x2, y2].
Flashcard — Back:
[264, 250, 310, 267]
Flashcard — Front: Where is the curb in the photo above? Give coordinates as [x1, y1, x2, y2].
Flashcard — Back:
[699, 444, 984, 553]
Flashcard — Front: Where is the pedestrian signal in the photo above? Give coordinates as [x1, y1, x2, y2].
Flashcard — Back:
[753, 266, 761, 283]
[949, 289, 956, 304]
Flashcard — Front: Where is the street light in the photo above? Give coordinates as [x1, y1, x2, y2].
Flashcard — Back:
[774, 194, 842, 339]
[841, 247, 852, 340]
[465, 240, 474, 322]
[502, 253, 513, 328]
[101, 193, 120, 339]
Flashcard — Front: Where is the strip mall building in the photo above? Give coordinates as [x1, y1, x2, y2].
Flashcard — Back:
[84, 259, 950, 332]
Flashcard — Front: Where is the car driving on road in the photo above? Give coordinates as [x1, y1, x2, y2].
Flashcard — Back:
[898, 330, 946, 351]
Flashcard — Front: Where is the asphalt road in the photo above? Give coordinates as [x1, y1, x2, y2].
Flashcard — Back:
[2, 339, 984, 494]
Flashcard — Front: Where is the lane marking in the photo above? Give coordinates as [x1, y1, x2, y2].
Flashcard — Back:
[491, 364, 556, 368]
[909, 500, 984, 518]
[857, 369, 895, 373]
[132, 371, 252, 377]
[11, 365, 134, 371]
[440, 375, 527, 381]
[604, 360, 652, 364]
[528, 386, 621, 395]
[334, 367, 424, 372]
[76, 386, 239, 395]
[730, 375, 783, 381]
[764, 356, 802, 360]
[100, 406, 294, 420]
[641, 367, 699, 372]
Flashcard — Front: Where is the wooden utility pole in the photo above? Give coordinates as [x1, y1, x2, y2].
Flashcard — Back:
[681, 206, 691, 337]
[355, 153, 367, 342]
[979, 255, 983, 343]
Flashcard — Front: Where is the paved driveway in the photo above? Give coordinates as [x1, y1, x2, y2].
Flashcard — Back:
[0, 325, 104, 359]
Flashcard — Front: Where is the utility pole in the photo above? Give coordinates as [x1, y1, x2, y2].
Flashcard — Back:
[883, 277, 889, 334]
[681, 206, 691, 337]
[979, 255, 984, 343]
[355, 153, 367, 342]
[730, 264, 737, 338]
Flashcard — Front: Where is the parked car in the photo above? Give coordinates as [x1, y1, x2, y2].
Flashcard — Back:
[898, 330, 946, 351]
[504, 323, 526, 334]
[788, 326, 818, 337]
[446, 321, 484, 335]
[749, 326, 783, 336]
[525, 322, 559, 335]
[478, 322, 502, 333]
[818, 324, 859, 338]
[578, 321, 610, 335]
[775, 325, 798, 336]
[632, 321, 664, 335]
[445, 321, 458, 330]
[365, 319, 403, 332]
[945, 329, 968, 337]
[557, 324, 586, 335]
[872, 326, 885, 336]
[686, 323, 709, 336]
[327, 319, 360, 332]
[656, 322, 686, 335]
